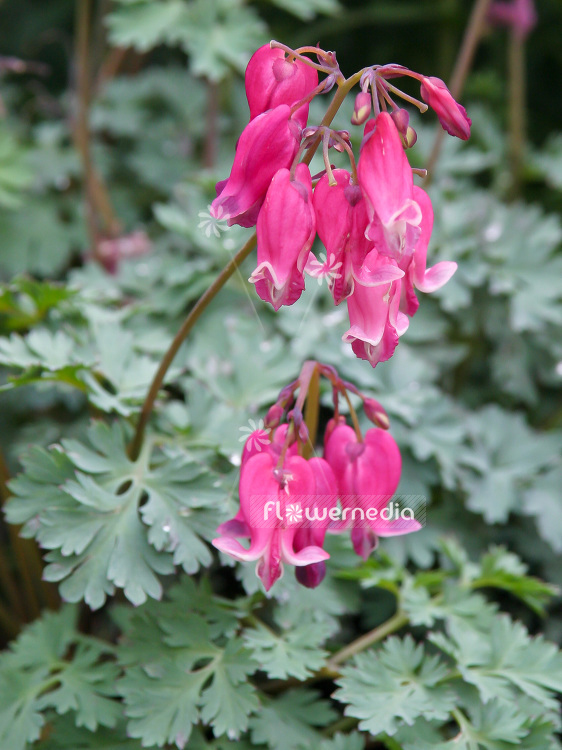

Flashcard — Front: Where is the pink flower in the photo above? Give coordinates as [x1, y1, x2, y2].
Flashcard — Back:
[358, 113, 423, 264]
[420, 77, 471, 140]
[310, 170, 402, 304]
[245, 44, 318, 129]
[324, 424, 420, 559]
[211, 105, 301, 228]
[293, 457, 338, 588]
[250, 163, 316, 310]
[400, 186, 458, 317]
[488, 0, 537, 39]
[342, 251, 409, 368]
[311, 169, 355, 303]
[213, 452, 332, 591]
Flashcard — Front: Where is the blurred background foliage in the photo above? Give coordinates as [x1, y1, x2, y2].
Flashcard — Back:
[0, 0, 561, 748]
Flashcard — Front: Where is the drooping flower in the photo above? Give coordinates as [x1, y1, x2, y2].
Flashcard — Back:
[324, 424, 420, 559]
[310, 169, 403, 304]
[213, 452, 331, 591]
[358, 112, 423, 264]
[342, 251, 408, 368]
[311, 169, 355, 303]
[420, 76, 472, 140]
[250, 163, 316, 310]
[293, 457, 337, 588]
[400, 186, 458, 317]
[245, 44, 319, 128]
[488, 0, 537, 39]
[211, 105, 301, 228]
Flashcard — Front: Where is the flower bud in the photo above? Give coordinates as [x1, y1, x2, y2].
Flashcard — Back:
[404, 126, 417, 149]
[420, 76, 471, 140]
[351, 92, 372, 126]
[264, 403, 284, 429]
[296, 561, 326, 588]
[363, 397, 390, 429]
[390, 108, 410, 137]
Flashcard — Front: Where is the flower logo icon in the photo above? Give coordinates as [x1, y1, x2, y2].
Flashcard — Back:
[305, 252, 343, 286]
[198, 204, 229, 238]
[239, 419, 269, 451]
[285, 503, 303, 525]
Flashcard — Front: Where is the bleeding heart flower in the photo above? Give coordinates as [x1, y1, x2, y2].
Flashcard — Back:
[211, 105, 301, 228]
[400, 186, 458, 317]
[359, 112, 422, 265]
[324, 424, 420, 559]
[245, 44, 319, 129]
[213, 452, 331, 591]
[342, 250, 408, 368]
[250, 163, 316, 311]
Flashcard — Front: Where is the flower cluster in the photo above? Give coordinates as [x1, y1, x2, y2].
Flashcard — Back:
[213, 362, 421, 591]
[211, 42, 470, 368]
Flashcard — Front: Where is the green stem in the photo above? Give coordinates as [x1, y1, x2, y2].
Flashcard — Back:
[129, 233, 257, 460]
[302, 69, 366, 168]
[302, 365, 320, 460]
[327, 609, 409, 668]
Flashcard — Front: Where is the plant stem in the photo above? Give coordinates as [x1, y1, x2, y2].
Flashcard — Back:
[302, 365, 320, 459]
[74, 0, 120, 250]
[129, 233, 257, 460]
[0, 447, 60, 618]
[343, 390, 363, 441]
[302, 69, 366, 168]
[327, 609, 409, 668]
[426, 0, 493, 177]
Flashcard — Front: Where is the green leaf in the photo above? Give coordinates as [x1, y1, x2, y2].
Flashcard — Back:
[106, 0, 187, 52]
[249, 690, 337, 750]
[461, 407, 558, 523]
[430, 615, 562, 711]
[6, 421, 227, 608]
[0, 278, 75, 333]
[269, 0, 340, 20]
[40, 717, 142, 749]
[243, 620, 331, 680]
[470, 546, 557, 614]
[0, 122, 32, 209]
[118, 609, 258, 745]
[334, 636, 455, 736]
[0, 607, 119, 750]
[522, 465, 562, 553]
[319, 733, 365, 750]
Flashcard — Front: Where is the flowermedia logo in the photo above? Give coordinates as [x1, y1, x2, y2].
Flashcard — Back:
[249, 494, 426, 530]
